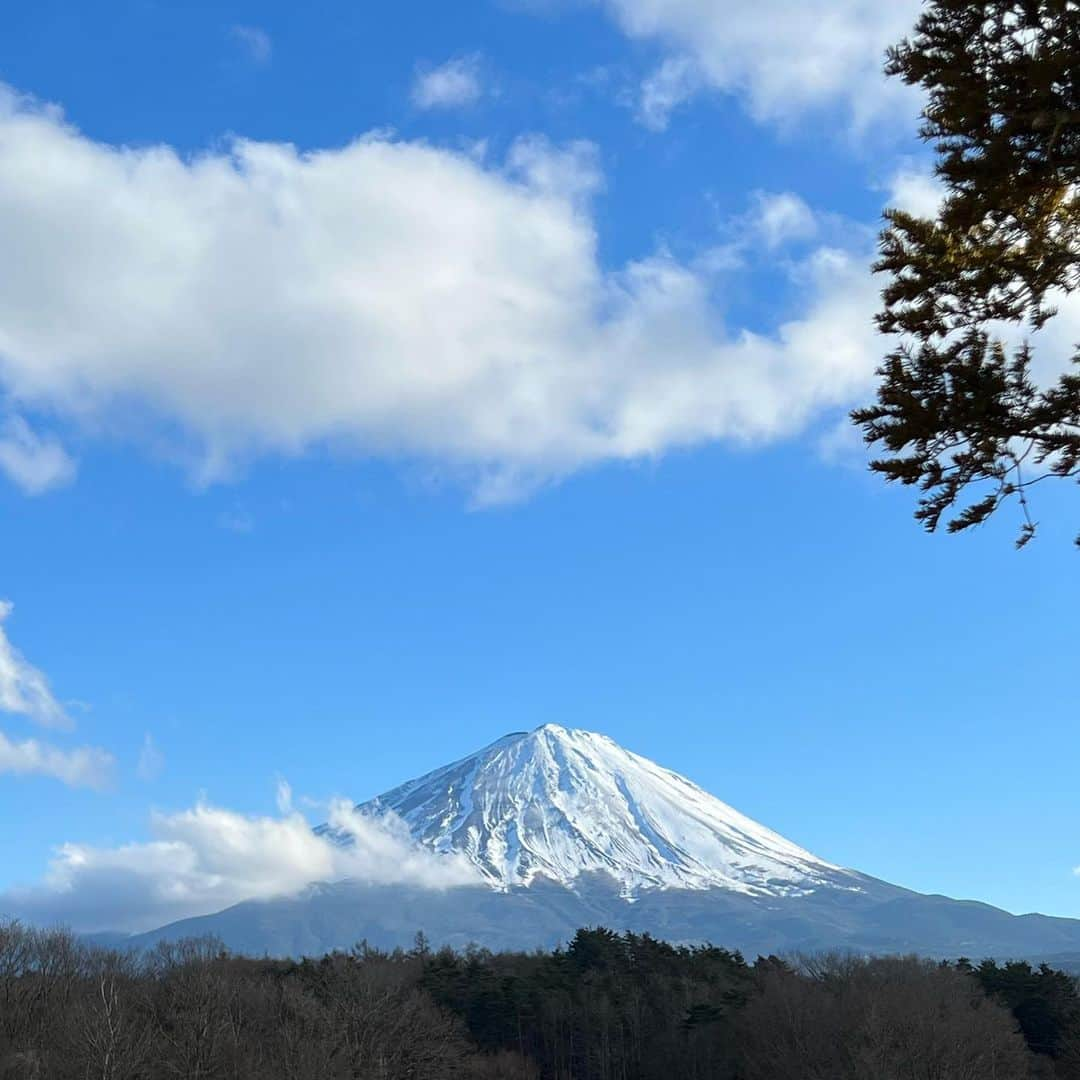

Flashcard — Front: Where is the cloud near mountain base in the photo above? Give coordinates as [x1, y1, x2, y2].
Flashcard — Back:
[1, 798, 482, 934]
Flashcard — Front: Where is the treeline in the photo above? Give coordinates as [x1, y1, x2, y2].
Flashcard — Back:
[420, 929, 1079, 1079]
[2, 920, 1080, 1078]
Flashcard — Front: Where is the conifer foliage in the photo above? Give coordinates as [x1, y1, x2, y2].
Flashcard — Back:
[853, 0, 1080, 546]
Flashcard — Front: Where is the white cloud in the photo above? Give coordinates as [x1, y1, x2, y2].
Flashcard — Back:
[136, 733, 164, 782]
[638, 56, 701, 131]
[275, 777, 293, 813]
[747, 192, 819, 250]
[0, 85, 886, 503]
[412, 55, 484, 109]
[0, 601, 70, 730]
[0, 602, 114, 789]
[230, 25, 272, 66]
[592, 0, 923, 130]
[817, 414, 871, 470]
[0, 415, 76, 494]
[3, 798, 481, 932]
[1009, 287, 1080, 389]
[887, 165, 944, 219]
[505, 135, 602, 204]
[0, 729, 114, 790]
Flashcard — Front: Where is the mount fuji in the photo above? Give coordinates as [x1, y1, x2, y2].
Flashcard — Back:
[132, 726, 1080, 960]
[329, 724, 855, 898]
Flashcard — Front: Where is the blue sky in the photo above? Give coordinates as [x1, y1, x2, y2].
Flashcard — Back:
[2, 0, 1079, 931]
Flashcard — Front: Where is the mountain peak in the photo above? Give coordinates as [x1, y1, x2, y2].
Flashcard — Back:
[354, 727, 855, 897]
[503, 723, 584, 741]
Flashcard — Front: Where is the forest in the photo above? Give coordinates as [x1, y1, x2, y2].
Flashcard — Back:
[3, 920, 1080, 1078]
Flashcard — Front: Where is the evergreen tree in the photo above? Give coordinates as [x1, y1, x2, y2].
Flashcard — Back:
[972, 958, 1080, 1060]
[853, 0, 1080, 547]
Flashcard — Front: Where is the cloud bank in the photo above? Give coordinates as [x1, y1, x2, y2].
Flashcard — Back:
[0, 84, 884, 503]
[2, 799, 482, 933]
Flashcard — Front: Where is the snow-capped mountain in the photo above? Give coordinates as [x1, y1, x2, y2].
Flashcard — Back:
[344, 724, 857, 897]
[136, 725, 1080, 960]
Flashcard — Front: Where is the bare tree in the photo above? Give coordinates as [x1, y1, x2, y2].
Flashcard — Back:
[72, 949, 151, 1080]
[739, 954, 1033, 1080]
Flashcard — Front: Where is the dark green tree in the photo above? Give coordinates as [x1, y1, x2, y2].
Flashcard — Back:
[972, 959, 1080, 1061]
[853, 0, 1080, 547]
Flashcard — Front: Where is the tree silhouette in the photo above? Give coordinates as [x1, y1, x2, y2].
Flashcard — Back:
[854, 0, 1080, 547]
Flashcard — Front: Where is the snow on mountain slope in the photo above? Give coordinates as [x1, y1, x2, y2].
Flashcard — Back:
[337, 724, 859, 898]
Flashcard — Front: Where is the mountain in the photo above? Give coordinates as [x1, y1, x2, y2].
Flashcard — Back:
[131, 725, 1080, 960]
[334, 724, 857, 897]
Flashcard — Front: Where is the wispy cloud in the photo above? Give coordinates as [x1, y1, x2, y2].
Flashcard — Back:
[0, 729, 114, 790]
[0, 600, 116, 789]
[3, 797, 481, 932]
[136, 733, 164, 783]
[0, 601, 70, 730]
[412, 54, 484, 109]
[230, 24, 272, 65]
[637, 56, 701, 131]
[747, 192, 819, 250]
[817, 414, 871, 471]
[0, 415, 76, 495]
[275, 777, 293, 814]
